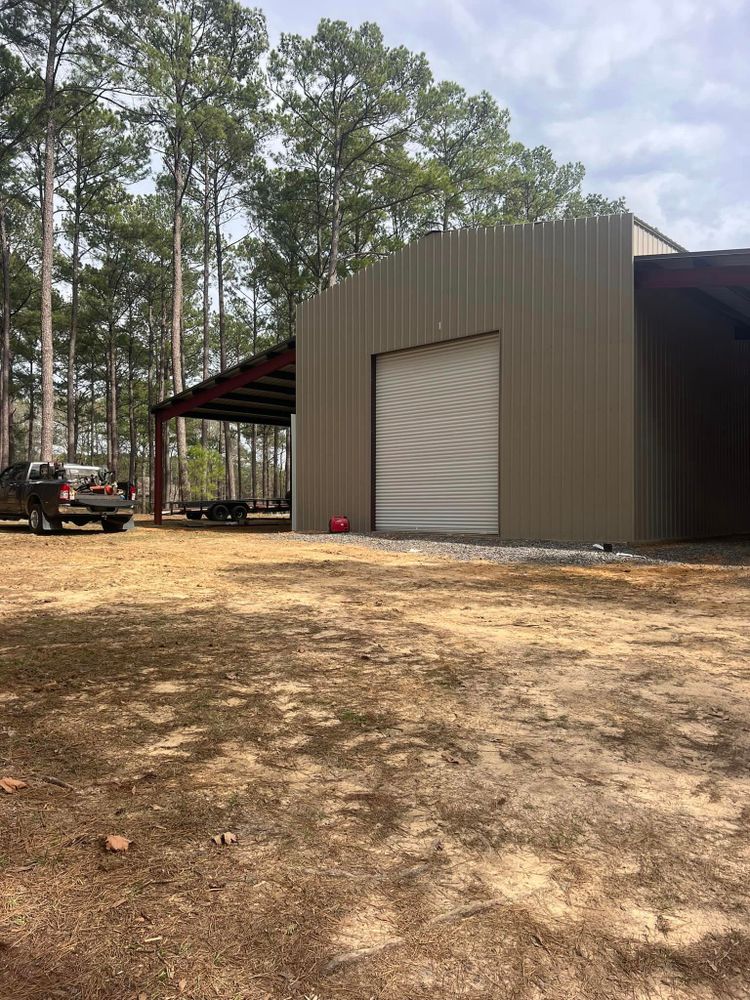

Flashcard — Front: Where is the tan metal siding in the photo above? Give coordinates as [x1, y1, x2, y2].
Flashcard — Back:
[633, 219, 684, 256]
[297, 213, 636, 541]
[634, 290, 750, 540]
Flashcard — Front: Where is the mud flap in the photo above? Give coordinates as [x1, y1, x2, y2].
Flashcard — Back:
[40, 510, 54, 532]
[122, 516, 136, 531]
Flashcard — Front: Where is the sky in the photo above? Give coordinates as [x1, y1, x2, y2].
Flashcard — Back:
[257, 0, 750, 250]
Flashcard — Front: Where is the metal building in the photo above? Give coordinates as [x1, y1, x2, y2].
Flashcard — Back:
[294, 213, 750, 541]
[153, 212, 750, 542]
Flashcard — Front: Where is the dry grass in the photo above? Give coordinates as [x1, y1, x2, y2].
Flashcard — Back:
[1, 518, 749, 999]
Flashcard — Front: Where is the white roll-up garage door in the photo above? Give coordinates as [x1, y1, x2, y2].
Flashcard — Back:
[375, 333, 499, 533]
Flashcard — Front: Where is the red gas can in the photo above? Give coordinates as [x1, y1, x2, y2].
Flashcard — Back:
[329, 515, 350, 533]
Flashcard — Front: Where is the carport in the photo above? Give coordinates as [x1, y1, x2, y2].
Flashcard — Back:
[635, 248, 750, 318]
[634, 250, 750, 540]
[151, 338, 295, 525]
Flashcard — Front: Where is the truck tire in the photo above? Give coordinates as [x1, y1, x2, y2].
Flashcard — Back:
[28, 502, 46, 535]
[28, 503, 61, 534]
[231, 504, 248, 523]
[186, 511, 202, 521]
[209, 503, 229, 522]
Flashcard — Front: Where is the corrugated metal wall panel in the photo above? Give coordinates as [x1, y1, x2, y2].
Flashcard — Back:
[296, 213, 636, 540]
[375, 334, 500, 532]
[633, 219, 684, 256]
[634, 290, 750, 540]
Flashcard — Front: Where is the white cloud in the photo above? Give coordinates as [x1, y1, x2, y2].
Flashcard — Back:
[694, 80, 749, 109]
[423, 0, 741, 90]
[545, 116, 724, 171]
[670, 205, 750, 252]
[255, 0, 750, 248]
[614, 171, 691, 235]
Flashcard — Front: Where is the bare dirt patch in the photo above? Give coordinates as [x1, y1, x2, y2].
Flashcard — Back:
[1, 519, 749, 999]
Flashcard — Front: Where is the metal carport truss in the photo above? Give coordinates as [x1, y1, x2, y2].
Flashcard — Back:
[151, 338, 295, 524]
[635, 248, 750, 330]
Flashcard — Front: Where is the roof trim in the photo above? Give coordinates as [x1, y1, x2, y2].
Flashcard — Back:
[299, 214, 639, 316]
[634, 248, 750, 263]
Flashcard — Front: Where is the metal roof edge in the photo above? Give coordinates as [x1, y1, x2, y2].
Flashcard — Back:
[151, 337, 295, 414]
[634, 247, 750, 262]
[298, 215, 636, 316]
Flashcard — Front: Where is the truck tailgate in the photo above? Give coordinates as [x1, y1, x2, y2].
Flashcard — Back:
[70, 496, 136, 511]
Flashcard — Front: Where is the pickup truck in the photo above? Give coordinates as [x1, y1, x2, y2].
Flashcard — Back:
[0, 461, 136, 534]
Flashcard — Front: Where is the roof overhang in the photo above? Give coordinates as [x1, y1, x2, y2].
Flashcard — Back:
[152, 339, 295, 425]
[635, 249, 750, 325]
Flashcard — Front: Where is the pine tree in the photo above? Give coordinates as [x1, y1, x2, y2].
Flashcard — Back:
[0, 0, 131, 460]
[269, 19, 432, 288]
[127, 0, 267, 499]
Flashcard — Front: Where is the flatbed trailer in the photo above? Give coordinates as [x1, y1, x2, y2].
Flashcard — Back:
[166, 497, 290, 523]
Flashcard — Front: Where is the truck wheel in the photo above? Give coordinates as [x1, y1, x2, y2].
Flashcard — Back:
[101, 519, 127, 533]
[29, 503, 46, 535]
[231, 504, 248, 523]
[186, 511, 202, 521]
[209, 503, 229, 522]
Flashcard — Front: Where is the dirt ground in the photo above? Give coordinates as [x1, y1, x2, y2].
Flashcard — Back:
[1, 518, 749, 1000]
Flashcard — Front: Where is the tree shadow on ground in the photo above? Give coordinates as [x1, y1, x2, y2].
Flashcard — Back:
[1, 570, 749, 999]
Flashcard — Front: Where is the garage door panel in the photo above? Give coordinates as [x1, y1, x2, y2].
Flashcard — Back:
[375, 334, 499, 533]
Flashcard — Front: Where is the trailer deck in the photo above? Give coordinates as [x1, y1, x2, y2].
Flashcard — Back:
[165, 497, 290, 523]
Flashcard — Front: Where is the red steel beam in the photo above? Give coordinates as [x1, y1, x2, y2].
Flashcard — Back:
[155, 348, 296, 422]
[637, 266, 750, 290]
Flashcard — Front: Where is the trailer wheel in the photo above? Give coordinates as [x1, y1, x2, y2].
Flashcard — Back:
[231, 504, 248, 523]
[186, 511, 202, 521]
[209, 503, 229, 522]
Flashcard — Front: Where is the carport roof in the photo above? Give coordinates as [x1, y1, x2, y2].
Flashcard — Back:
[635, 249, 750, 324]
[152, 338, 295, 426]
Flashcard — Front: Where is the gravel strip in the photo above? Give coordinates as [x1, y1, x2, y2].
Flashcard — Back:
[291, 531, 750, 568]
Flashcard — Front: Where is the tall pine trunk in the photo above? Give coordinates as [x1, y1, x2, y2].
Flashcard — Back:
[250, 291, 258, 497]
[27, 361, 35, 456]
[147, 303, 154, 512]
[39, 16, 58, 461]
[236, 424, 242, 495]
[272, 427, 279, 497]
[89, 358, 95, 461]
[67, 192, 81, 460]
[157, 295, 167, 402]
[171, 155, 190, 499]
[250, 424, 256, 495]
[326, 135, 342, 288]
[0, 206, 11, 469]
[127, 311, 136, 483]
[107, 320, 118, 470]
[261, 427, 268, 496]
[201, 152, 210, 450]
[213, 165, 236, 497]
[284, 428, 290, 496]
[158, 294, 169, 500]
